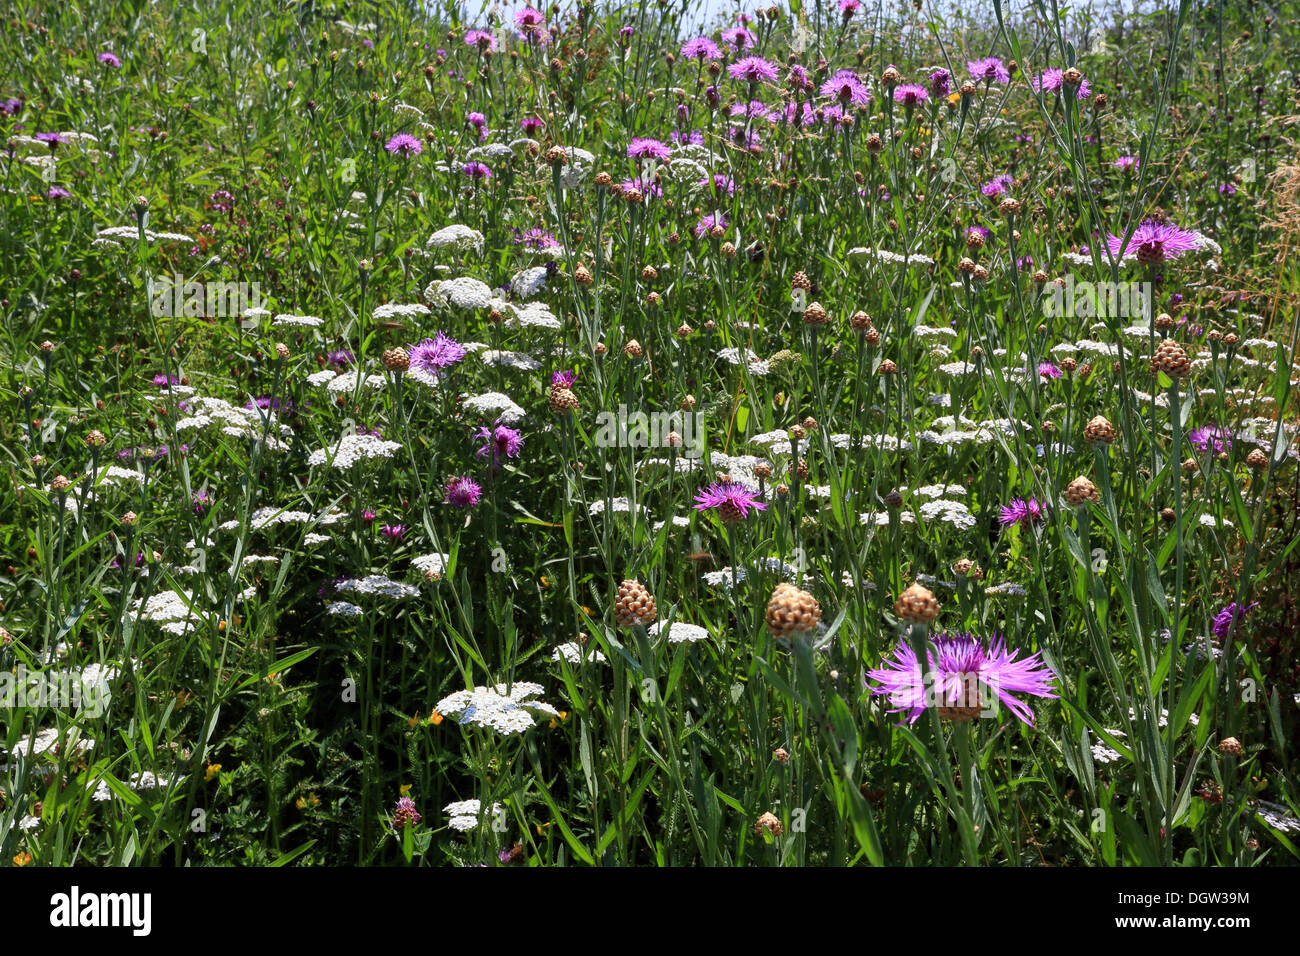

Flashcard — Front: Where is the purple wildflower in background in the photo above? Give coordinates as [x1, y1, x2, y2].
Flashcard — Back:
[784, 101, 817, 126]
[620, 177, 662, 198]
[462, 161, 492, 180]
[693, 481, 768, 521]
[1212, 601, 1258, 639]
[1106, 220, 1201, 262]
[1114, 155, 1139, 173]
[728, 56, 780, 85]
[393, 796, 421, 829]
[380, 524, 407, 542]
[1, 97, 22, 116]
[517, 227, 560, 250]
[866, 632, 1059, 726]
[464, 30, 498, 52]
[98, 52, 121, 67]
[408, 333, 466, 378]
[681, 36, 722, 61]
[721, 26, 754, 51]
[694, 210, 728, 237]
[981, 174, 1013, 198]
[786, 64, 813, 91]
[326, 349, 355, 368]
[46, 185, 71, 200]
[36, 132, 69, 148]
[627, 137, 671, 161]
[999, 497, 1045, 530]
[699, 173, 737, 196]
[476, 421, 524, 468]
[520, 115, 545, 133]
[820, 69, 873, 107]
[968, 56, 1011, 84]
[1038, 361, 1062, 379]
[671, 129, 705, 145]
[1189, 425, 1232, 455]
[1032, 68, 1091, 100]
[385, 133, 422, 157]
[838, 0, 862, 17]
[929, 67, 951, 97]
[894, 83, 929, 107]
[445, 475, 483, 508]
[552, 369, 577, 389]
[192, 490, 212, 515]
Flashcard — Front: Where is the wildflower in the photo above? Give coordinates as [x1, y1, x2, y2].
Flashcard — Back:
[929, 67, 951, 97]
[721, 26, 755, 51]
[998, 497, 1045, 530]
[1032, 68, 1091, 100]
[514, 6, 548, 42]
[1211, 601, 1257, 639]
[1114, 155, 1139, 173]
[968, 57, 1011, 84]
[98, 52, 121, 67]
[626, 137, 671, 161]
[436, 683, 557, 735]
[681, 36, 722, 61]
[694, 481, 768, 522]
[894, 84, 929, 107]
[1106, 220, 1202, 263]
[980, 174, 1013, 198]
[464, 30, 498, 52]
[385, 133, 423, 157]
[408, 333, 466, 379]
[867, 632, 1059, 725]
[728, 56, 780, 86]
[475, 420, 524, 467]
[820, 69, 873, 107]
[462, 161, 492, 180]
[755, 811, 784, 837]
[1038, 361, 1062, 379]
[1189, 425, 1232, 456]
[393, 796, 422, 829]
[694, 211, 728, 237]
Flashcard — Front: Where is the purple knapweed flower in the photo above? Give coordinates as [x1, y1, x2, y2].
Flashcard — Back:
[998, 497, 1045, 530]
[693, 481, 768, 522]
[867, 631, 1059, 726]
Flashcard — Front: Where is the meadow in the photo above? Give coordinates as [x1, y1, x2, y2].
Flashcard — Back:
[1, 0, 1299, 867]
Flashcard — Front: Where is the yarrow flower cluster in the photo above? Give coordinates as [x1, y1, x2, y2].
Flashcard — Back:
[434, 682, 558, 735]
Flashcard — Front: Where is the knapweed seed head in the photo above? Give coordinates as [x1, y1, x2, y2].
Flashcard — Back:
[1084, 415, 1116, 446]
[614, 579, 657, 628]
[1064, 476, 1100, 508]
[895, 582, 940, 625]
[766, 582, 822, 640]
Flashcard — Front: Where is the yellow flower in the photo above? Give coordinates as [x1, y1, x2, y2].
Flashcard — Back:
[947, 92, 961, 104]
[539, 575, 550, 589]
[400, 783, 412, 797]
[204, 763, 222, 782]
[13, 852, 32, 866]
[429, 710, 444, 726]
